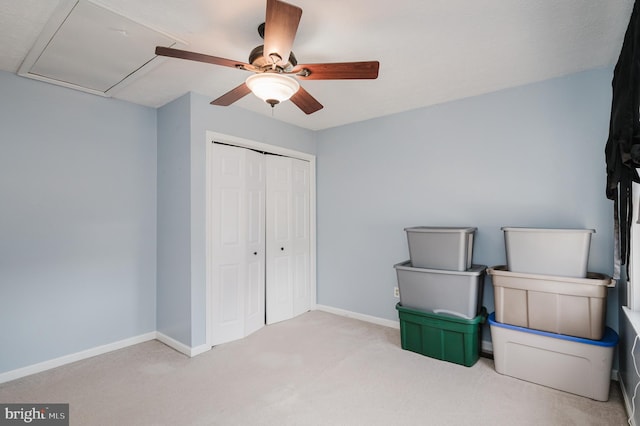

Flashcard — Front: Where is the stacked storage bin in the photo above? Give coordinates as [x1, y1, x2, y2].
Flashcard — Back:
[394, 227, 487, 367]
[487, 227, 618, 401]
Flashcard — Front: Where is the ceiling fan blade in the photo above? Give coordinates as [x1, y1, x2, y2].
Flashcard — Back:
[263, 0, 302, 66]
[156, 46, 253, 71]
[210, 83, 252, 106]
[292, 61, 380, 80]
[290, 86, 323, 114]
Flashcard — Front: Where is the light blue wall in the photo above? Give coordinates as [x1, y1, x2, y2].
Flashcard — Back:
[156, 93, 192, 344]
[316, 69, 617, 333]
[0, 71, 157, 373]
[155, 92, 316, 347]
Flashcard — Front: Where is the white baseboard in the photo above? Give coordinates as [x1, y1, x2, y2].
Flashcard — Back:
[190, 344, 212, 357]
[0, 331, 214, 384]
[314, 304, 400, 329]
[0, 332, 156, 384]
[156, 332, 210, 357]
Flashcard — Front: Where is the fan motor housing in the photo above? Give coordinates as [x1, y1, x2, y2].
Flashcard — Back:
[249, 45, 297, 72]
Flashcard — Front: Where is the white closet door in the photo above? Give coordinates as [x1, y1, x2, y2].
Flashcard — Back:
[266, 155, 310, 324]
[244, 149, 266, 336]
[210, 144, 265, 345]
[266, 155, 293, 324]
[291, 158, 311, 316]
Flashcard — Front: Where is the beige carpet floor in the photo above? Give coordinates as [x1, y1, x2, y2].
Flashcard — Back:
[0, 310, 630, 425]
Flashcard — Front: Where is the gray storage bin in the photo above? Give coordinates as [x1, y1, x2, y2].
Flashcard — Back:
[394, 260, 486, 319]
[404, 226, 476, 271]
[502, 227, 595, 277]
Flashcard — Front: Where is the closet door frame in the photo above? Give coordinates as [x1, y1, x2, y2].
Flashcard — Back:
[205, 131, 317, 348]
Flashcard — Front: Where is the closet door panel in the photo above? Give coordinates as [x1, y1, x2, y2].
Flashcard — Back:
[267, 247, 293, 324]
[246, 257, 263, 329]
[266, 156, 311, 323]
[219, 265, 241, 322]
[244, 149, 266, 336]
[292, 158, 311, 315]
[293, 252, 309, 315]
[293, 193, 308, 239]
[266, 155, 294, 324]
[220, 190, 241, 246]
[211, 144, 247, 345]
[274, 256, 292, 302]
[272, 191, 290, 241]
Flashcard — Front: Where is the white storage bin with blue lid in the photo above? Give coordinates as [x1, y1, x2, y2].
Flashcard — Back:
[489, 312, 618, 401]
[404, 226, 476, 271]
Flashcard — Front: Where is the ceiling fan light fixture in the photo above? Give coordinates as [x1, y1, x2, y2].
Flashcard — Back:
[245, 73, 299, 106]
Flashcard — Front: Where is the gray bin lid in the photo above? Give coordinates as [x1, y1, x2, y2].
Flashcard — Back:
[394, 260, 486, 276]
[404, 226, 477, 233]
[501, 227, 595, 233]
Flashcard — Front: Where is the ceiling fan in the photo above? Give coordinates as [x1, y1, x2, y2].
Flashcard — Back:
[155, 0, 379, 115]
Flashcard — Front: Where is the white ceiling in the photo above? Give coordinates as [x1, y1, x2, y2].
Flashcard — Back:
[0, 0, 634, 130]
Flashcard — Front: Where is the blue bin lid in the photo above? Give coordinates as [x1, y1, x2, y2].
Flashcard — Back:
[488, 312, 618, 347]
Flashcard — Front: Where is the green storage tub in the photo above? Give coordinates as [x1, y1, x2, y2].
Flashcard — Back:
[396, 303, 486, 367]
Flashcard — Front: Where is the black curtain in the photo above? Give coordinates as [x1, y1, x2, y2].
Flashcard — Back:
[605, 0, 640, 272]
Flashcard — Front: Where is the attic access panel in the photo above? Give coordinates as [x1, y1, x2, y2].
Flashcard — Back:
[18, 0, 185, 97]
